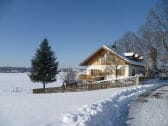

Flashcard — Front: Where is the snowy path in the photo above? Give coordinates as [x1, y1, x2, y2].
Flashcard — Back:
[127, 85, 168, 126]
[62, 84, 164, 126]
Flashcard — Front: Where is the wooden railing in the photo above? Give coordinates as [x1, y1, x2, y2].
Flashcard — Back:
[79, 74, 102, 81]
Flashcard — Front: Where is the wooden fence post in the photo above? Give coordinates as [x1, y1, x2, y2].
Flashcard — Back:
[136, 76, 139, 85]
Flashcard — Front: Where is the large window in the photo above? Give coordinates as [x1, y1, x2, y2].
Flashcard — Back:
[100, 53, 107, 64]
[90, 69, 101, 76]
[101, 56, 105, 64]
[118, 68, 125, 76]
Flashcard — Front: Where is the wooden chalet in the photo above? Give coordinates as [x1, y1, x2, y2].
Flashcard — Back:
[79, 45, 144, 81]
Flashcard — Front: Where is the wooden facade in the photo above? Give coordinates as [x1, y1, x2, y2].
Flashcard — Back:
[80, 48, 127, 66]
[79, 45, 144, 81]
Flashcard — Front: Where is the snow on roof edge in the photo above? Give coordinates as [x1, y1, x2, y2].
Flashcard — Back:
[80, 47, 103, 66]
[80, 45, 144, 67]
[103, 45, 144, 67]
[124, 52, 135, 57]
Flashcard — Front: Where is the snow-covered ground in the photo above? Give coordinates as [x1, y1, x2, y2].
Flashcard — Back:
[0, 73, 167, 126]
[0, 73, 63, 94]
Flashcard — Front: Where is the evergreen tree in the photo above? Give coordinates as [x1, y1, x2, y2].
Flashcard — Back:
[29, 38, 59, 89]
[112, 41, 117, 49]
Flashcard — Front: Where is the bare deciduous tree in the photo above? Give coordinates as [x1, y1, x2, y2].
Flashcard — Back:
[147, 0, 168, 51]
[138, 20, 166, 77]
[110, 0, 168, 77]
[59, 70, 77, 87]
[106, 53, 125, 80]
[116, 32, 142, 54]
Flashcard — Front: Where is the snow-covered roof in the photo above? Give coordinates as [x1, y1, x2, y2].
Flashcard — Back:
[123, 52, 135, 57]
[135, 54, 139, 58]
[103, 45, 144, 66]
[138, 56, 143, 60]
[80, 45, 144, 67]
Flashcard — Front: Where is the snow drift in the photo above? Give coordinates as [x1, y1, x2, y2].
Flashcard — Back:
[62, 84, 165, 126]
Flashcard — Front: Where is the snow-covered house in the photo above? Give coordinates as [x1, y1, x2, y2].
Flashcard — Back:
[79, 45, 144, 81]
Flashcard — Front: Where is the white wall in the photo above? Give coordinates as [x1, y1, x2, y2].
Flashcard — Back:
[86, 64, 145, 79]
[128, 65, 144, 76]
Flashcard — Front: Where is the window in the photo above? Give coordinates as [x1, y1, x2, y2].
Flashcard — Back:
[90, 69, 100, 76]
[105, 69, 113, 75]
[101, 57, 104, 64]
[118, 68, 125, 76]
[132, 70, 135, 76]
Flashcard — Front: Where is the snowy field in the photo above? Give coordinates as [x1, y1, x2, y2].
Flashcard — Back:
[0, 73, 167, 126]
[0, 73, 63, 94]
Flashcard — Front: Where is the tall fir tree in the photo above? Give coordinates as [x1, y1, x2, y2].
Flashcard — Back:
[29, 38, 59, 89]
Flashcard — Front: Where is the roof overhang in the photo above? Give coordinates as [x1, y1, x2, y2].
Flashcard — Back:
[80, 47, 105, 66]
[80, 45, 144, 67]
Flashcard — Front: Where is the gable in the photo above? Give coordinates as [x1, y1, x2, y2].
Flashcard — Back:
[80, 47, 106, 66]
[106, 53, 127, 65]
[80, 47, 127, 66]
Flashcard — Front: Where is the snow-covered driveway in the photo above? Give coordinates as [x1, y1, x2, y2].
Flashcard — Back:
[127, 85, 168, 126]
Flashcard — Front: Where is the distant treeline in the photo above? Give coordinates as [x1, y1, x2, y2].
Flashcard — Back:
[0, 67, 31, 73]
[0, 67, 86, 73]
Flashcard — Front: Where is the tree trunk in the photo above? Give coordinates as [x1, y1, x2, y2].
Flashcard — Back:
[43, 82, 45, 89]
[115, 66, 118, 81]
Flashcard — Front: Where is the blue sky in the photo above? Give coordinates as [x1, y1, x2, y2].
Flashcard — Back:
[0, 0, 158, 67]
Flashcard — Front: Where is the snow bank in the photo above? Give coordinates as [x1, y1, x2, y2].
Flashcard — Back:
[62, 84, 165, 126]
[0, 87, 126, 126]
